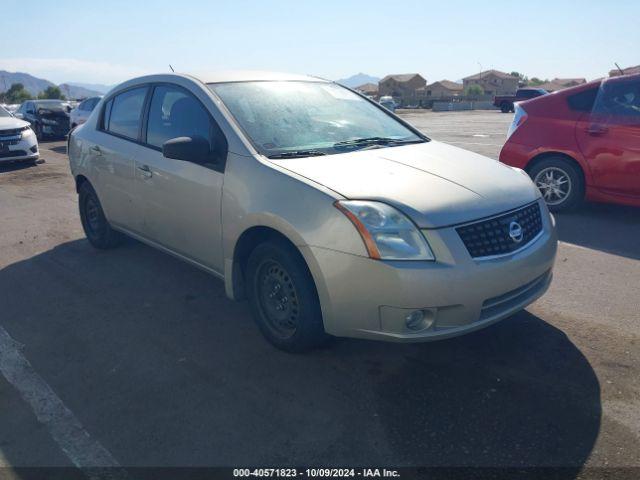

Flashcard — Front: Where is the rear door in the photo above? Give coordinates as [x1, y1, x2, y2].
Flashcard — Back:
[133, 83, 227, 273]
[576, 78, 640, 197]
[91, 86, 149, 231]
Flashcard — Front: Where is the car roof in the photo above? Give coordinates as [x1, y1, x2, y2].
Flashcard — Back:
[198, 70, 329, 84]
[113, 71, 330, 90]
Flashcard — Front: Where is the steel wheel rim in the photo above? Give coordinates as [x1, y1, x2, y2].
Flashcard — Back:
[256, 260, 299, 339]
[84, 196, 102, 237]
[534, 167, 572, 206]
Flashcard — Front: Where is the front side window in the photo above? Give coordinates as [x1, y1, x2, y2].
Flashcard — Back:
[146, 85, 212, 148]
[209, 81, 424, 158]
[0, 106, 10, 118]
[106, 87, 147, 140]
[593, 79, 640, 122]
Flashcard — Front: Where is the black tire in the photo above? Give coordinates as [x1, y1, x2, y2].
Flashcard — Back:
[34, 123, 43, 141]
[78, 182, 122, 249]
[246, 239, 328, 352]
[528, 157, 584, 212]
[500, 102, 511, 113]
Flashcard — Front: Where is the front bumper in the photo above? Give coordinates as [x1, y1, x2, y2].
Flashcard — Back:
[41, 122, 70, 137]
[305, 198, 557, 342]
[0, 133, 39, 163]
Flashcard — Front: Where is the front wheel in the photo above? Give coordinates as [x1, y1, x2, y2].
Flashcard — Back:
[34, 123, 43, 141]
[501, 102, 511, 113]
[246, 240, 328, 352]
[529, 157, 584, 212]
[78, 182, 122, 249]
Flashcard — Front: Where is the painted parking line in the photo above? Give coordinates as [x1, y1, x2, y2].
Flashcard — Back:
[0, 326, 129, 479]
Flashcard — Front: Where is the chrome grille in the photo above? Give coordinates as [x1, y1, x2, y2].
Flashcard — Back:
[0, 127, 25, 145]
[457, 202, 543, 258]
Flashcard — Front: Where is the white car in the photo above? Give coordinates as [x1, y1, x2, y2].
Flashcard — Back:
[70, 96, 102, 129]
[0, 105, 39, 164]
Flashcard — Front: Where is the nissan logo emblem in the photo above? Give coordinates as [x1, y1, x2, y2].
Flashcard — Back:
[509, 221, 524, 243]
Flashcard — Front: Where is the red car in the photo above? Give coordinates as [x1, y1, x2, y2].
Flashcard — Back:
[500, 74, 640, 211]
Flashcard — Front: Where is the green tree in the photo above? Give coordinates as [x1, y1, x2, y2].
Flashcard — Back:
[1, 83, 33, 103]
[510, 71, 529, 85]
[528, 77, 548, 87]
[38, 85, 66, 100]
[465, 84, 484, 96]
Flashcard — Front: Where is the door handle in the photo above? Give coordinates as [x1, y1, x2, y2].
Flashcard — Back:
[89, 145, 102, 155]
[137, 164, 153, 178]
[586, 124, 608, 136]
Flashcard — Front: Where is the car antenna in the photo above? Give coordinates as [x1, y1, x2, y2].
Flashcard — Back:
[614, 63, 624, 75]
[169, 64, 175, 73]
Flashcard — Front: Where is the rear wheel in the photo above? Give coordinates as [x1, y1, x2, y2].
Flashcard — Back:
[78, 182, 122, 249]
[529, 157, 584, 212]
[246, 240, 328, 352]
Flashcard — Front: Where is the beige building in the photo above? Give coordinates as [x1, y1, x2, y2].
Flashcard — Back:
[535, 78, 586, 92]
[354, 82, 379, 97]
[420, 80, 463, 99]
[378, 74, 427, 106]
[463, 70, 519, 96]
[609, 65, 640, 77]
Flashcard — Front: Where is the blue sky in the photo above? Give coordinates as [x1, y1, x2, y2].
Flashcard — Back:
[0, 0, 638, 85]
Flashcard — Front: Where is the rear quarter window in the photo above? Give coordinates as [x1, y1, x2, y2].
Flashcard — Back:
[567, 88, 599, 112]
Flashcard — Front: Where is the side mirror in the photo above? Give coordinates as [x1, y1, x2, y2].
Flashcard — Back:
[162, 135, 212, 164]
[14, 113, 24, 119]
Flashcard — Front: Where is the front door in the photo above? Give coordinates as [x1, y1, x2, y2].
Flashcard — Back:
[576, 77, 640, 197]
[134, 84, 227, 273]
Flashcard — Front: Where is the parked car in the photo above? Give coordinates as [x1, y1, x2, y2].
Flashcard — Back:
[70, 96, 102, 129]
[500, 74, 640, 211]
[69, 72, 557, 352]
[494, 88, 547, 113]
[379, 95, 397, 112]
[0, 104, 39, 164]
[14, 99, 71, 139]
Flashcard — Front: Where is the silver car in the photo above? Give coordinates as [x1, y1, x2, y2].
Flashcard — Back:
[68, 72, 557, 352]
[70, 96, 102, 129]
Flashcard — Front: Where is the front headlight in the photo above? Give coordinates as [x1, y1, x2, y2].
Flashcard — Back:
[21, 127, 35, 139]
[335, 200, 435, 261]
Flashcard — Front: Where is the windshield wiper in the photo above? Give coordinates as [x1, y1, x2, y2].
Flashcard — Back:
[333, 137, 424, 149]
[268, 150, 327, 159]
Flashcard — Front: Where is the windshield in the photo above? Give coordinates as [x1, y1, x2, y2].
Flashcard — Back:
[0, 106, 11, 118]
[34, 100, 67, 110]
[208, 81, 425, 157]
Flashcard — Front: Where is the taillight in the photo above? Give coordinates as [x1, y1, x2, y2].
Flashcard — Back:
[506, 104, 528, 139]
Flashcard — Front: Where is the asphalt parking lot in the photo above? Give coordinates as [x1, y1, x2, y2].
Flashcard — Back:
[0, 110, 639, 476]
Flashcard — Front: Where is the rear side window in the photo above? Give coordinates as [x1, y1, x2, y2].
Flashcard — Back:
[146, 85, 212, 148]
[105, 87, 148, 140]
[567, 88, 598, 112]
[593, 79, 640, 119]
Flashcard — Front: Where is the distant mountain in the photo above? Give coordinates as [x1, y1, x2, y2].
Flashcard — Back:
[0, 70, 54, 96]
[0, 70, 103, 99]
[64, 82, 113, 94]
[336, 73, 380, 88]
[59, 83, 103, 99]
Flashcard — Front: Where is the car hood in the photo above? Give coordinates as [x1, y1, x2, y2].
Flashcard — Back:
[0, 117, 29, 130]
[270, 141, 541, 228]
